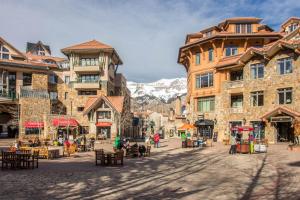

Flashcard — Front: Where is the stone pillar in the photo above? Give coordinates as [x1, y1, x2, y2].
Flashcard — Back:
[16, 72, 23, 97]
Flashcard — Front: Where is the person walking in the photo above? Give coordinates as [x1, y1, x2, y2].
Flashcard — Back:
[229, 134, 237, 154]
[153, 133, 160, 148]
[181, 132, 187, 148]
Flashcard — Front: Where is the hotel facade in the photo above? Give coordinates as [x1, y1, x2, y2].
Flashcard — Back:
[178, 17, 300, 143]
[0, 38, 131, 141]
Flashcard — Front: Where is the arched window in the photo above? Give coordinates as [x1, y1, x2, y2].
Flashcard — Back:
[0, 45, 9, 59]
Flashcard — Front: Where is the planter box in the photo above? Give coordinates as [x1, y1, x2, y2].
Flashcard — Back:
[254, 144, 267, 152]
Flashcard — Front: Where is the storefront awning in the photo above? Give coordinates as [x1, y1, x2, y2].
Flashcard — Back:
[52, 118, 78, 127]
[96, 122, 112, 127]
[25, 122, 44, 128]
[238, 126, 254, 131]
[178, 123, 195, 130]
[194, 119, 214, 127]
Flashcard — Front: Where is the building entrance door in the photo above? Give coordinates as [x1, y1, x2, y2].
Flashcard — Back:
[276, 122, 294, 142]
[97, 127, 111, 139]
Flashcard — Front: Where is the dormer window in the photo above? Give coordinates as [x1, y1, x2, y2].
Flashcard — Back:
[205, 31, 212, 37]
[0, 45, 10, 59]
[288, 23, 298, 33]
[235, 24, 252, 34]
[36, 46, 45, 56]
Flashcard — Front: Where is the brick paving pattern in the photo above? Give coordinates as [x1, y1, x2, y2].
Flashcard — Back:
[1, 139, 300, 200]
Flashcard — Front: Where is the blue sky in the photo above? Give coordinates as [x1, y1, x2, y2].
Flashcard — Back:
[0, 0, 300, 82]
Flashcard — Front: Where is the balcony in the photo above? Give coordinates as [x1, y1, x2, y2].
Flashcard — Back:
[73, 79, 101, 90]
[74, 61, 104, 73]
[225, 80, 244, 89]
[0, 89, 17, 102]
[229, 107, 243, 114]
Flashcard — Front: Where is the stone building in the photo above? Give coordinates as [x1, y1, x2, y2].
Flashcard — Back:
[0, 37, 52, 138]
[178, 16, 300, 143]
[0, 37, 131, 141]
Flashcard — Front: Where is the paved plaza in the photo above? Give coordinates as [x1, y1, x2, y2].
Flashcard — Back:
[1, 139, 300, 200]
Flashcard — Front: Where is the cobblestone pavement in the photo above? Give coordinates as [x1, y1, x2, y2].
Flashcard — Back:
[1, 139, 300, 200]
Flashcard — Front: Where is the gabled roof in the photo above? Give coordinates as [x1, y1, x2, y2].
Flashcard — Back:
[83, 95, 124, 115]
[281, 17, 300, 29]
[0, 37, 26, 59]
[26, 53, 66, 62]
[61, 40, 123, 65]
[261, 106, 300, 120]
[26, 41, 51, 55]
[215, 54, 243, 69]
[218, 17, 262, 29]
[61, 40, 113, 52]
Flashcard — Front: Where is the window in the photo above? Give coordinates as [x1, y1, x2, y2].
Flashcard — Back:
[195, 53, 201, 65]
[23, 73, 32, 86]
[64, 76, 70, 84]
[250, 63, 264, 79]
[25, 128, 41, 135]
[77, 107, 84, 112]
[225, 46, 238, 57]
[251, 91, 264, 106]
[197, 96, 215, 112]
[50, 92, 58, 100]
[277, 57, 292, 74]
[49, 74, 58, 84]
[196, 72, 213, 88]
[208, 48, 214, 62]
[0, 45, 9, 59]
[64, 92, 68, 100]
[235, 24, 252, 33]
[250, 121, 265, 139]
[230, 70, 243, 81]
[80, 58, 99, 66]
[97, 111, 111, 119]
[78, 74, 99, 83]
[231, 95, 243, 108]
[278, 88, 292, 104]
[78, 90, 97, 96]
[288, 23, 298, 32]
[205, 31, 212, 37]
[37, 46, 45, 56]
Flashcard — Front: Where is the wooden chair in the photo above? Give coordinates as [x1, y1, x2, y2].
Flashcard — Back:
[144, 146, 151, 157]
[95, 149, 105, 166]
[2, 151, 17, 169]
[28, 150, 39, 169]
[130, 146, 139, 158]
[37, 147, 49, 159]
[113, 150, 124, 165]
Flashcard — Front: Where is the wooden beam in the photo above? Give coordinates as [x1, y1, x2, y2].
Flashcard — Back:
[221, 39, 225, 57]
[244, 38, 249, 51]
[200, 46, 205, 60]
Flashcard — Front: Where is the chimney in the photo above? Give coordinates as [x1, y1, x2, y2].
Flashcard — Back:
[175, 96, 182, 116]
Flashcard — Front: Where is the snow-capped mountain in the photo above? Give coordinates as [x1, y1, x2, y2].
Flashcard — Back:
[127, 78, 187, 102]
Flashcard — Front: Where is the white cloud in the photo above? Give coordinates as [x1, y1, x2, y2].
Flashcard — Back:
[0, 0, 299, 82]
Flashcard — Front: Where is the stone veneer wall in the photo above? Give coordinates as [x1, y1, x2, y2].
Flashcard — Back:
[32, 73, 48, 90]
[19, 97, 51, 138]
[216, 49, 300, 143]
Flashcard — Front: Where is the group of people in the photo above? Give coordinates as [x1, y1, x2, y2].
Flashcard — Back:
[113, 136, 148, 157]
[229, 133, 256, 154]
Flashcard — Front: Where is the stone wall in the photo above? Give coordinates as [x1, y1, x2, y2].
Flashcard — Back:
[215, 49, 300, 143]
[32, 73, 48, 90]
[19, 96, 51, 137]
